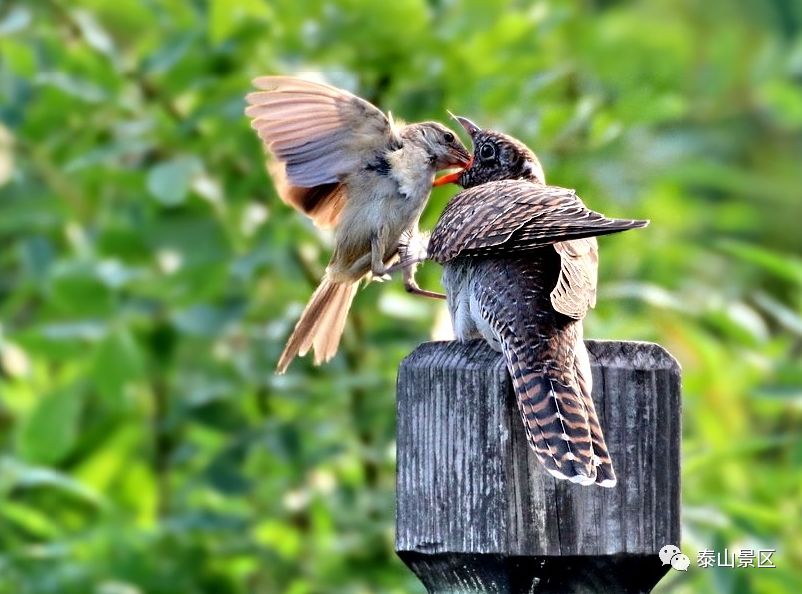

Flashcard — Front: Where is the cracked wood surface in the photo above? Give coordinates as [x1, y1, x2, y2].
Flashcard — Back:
[396, 339, 681, 593]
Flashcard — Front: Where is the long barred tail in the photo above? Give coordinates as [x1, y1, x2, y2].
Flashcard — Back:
[573, 337, 617, 487]
[463, 256, 617, 487]
[505, 345, 596, 485]
[503, 338, 616, 487]
[276, 276, 357, 374]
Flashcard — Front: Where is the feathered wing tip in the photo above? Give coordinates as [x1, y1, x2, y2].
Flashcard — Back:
[504, 347, 598, 486]
[573, 337, 617, 488]
[276, 277, 358, 374]
[245, 75, 392, 185]
[608, 217, 650, 232]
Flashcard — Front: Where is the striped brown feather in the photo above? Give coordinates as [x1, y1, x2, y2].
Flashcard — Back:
[428, 179, 648, 263]
[573, 331, 617, 486]
[468, 255, 602, 484]
[550, 238, 599, 320]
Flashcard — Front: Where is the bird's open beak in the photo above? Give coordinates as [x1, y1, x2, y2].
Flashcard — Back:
[434, 113, 481, 186]
[435, 138, 472, 186]
[433, 162, 470, 186]
[448, 145, 472, 167]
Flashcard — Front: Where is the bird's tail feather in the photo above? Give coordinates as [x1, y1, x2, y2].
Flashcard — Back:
[504, 344, 606, 486]
[573, 339, 617, 487]
[276, 277, 357, 374]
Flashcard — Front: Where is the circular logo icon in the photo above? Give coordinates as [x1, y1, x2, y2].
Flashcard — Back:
[659, 545, 681, 565]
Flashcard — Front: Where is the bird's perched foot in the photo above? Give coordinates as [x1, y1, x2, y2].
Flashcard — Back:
[371, 271, 392, 283]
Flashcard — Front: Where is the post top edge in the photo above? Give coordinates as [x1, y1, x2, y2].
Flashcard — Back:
[400, 340, 681, 373]
[399, 340, 503, 371]
[585, 340, 681, 373]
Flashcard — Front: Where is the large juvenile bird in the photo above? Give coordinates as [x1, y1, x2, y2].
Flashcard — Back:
[245, 77, 470, 373]
[420, 117, 648, 486]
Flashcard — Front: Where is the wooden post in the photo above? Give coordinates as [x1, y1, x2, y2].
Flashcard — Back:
[396, 340, 681, 594]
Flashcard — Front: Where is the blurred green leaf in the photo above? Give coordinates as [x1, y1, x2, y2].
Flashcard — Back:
[35, 72, 107, 103]
[209, 0, 272, 43]
[146, 157, 201, 207]
[0, 457, 101, 506]
[72, 9, 117, 60]
[719, 240, 802, 286]
[15, 386, 85, 465]
[142, 33, 196, 75]
[172, 300, 246, 337]
[91, 329, 144, 403]
[0, 6, 31, 35]
[758, 79, 802, 130]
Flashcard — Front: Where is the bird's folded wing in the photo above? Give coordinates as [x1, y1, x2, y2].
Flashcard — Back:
[428, 179, 648, 263]
[246, 76, 398, 227]
[550, 238, 598, 320]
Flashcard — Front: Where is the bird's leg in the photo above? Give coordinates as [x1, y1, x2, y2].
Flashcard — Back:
[370, 225, 392, 282]
[381, 255, 445, 299]
[392, 226, 445, 299]
[384, 257, 424, 276]
[402, 261, 446, 300]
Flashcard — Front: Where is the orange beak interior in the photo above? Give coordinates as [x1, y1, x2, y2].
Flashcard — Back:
[433, 157, 472, 187]
[433, 170, 463, 187]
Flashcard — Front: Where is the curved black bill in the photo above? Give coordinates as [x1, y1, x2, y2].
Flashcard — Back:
[448, 112, 482, 138]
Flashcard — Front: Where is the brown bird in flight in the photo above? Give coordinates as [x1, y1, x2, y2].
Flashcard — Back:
[245, 76, 470, 374]
[417, 117, 648, 486]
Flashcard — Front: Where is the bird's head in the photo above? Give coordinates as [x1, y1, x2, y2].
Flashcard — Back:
[406, 121, 472, 171]
[434, 116, 545, 188]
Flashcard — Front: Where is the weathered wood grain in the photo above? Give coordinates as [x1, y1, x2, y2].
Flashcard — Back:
[396, 339, 681, 594]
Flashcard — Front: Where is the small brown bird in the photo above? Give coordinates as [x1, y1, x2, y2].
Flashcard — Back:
[245, 77, 470, 373]
[420, 117, 648, 486]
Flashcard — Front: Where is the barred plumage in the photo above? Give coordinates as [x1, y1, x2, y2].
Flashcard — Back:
[428, 180, 646, 264]
[428, 119, 647, 486]
[466, 256, 600, 484]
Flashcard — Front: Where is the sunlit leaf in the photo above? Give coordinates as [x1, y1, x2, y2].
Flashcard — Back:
[15, 386, 86, 465]
[34, 72, 107, 103]
[73, 9, 118, 61]
[0, 457, 101, 506]
[209, 0, 272, 43]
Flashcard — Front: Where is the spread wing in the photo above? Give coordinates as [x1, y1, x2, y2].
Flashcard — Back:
[428, 179, 648, 263]
[550, 238, 598, 320]
[245, 76, 399, 228]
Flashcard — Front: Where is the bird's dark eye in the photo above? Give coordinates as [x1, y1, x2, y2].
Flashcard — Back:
[479, 143, 496, 160]
[443, 132, 454, 143]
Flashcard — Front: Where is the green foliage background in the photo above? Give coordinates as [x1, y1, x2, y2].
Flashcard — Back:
[1, 0, 801, 592]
